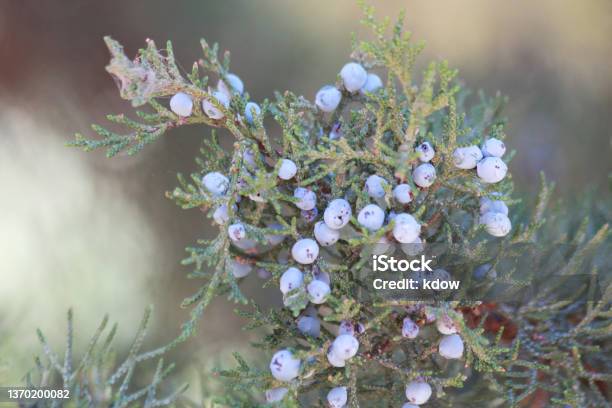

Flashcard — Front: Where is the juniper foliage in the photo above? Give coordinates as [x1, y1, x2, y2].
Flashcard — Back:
[64, 2, 611, 407]
[24, 307, 187, 407]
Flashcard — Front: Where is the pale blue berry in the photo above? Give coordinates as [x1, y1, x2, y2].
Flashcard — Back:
[405, 381, 432, 405]
[228, 223, 246, 242]
[315, 85, 342, 112]
[340, 62, 367, 92]
[412, 163, 436, 188]
[217, 72, 244, 97]
[297, 315, 321, 337]
[314, 221, 340, 247]
[327, 386, 348, 408]
[481, 137, 506, 157]
[278, 159, 297, 180]
[402, 317, 419, 339]
[202, 90, 230, 119]
[357, 204, 385, 231]
[294, 187, 317, 211]
[331, 334, 359, 360]
[324, 199, 352, 230]
[439, 333, 464, 359]
[244, 101, 261, 124]
[477, 157, 508, 183]
[169, 92, 193, 117]
[291, 238, 319, 264]
[393, 183, 413, 204]
[392, 213, 421, 244]
[360, 73, 383, 94]
[416, 141, 435, 162]
[307, 280, 330, 304]
[269, 349, 301, 382]
[202, 172, 229, 196]
[229, 258, 252, 278]
[280, 267, 304, 294]
[480, 211, 511, 237]
[365, 175, 387, 198]
[453, 145, 483, 169]
[480, 197, 508, 215]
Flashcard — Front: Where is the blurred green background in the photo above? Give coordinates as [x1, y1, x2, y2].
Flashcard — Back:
[0, 0, 611, 399]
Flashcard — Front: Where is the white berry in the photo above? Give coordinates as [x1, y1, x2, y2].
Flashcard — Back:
[392, 213, 421, 244]
[269, 349, 301, 382]
[202, 172, 229, 197]
[365, 175, 387, 198]
[244, 102, 261, 124]
[314, 221, 340, 247]
[412, 163, 436, 188]
[315, 85, 342, 112]
[480, 211, 512, 237]
[481, 137, 506, 157]
[217, 72, 244, 97]
[453, 145, 483, 169]
[228, 223, 246, 242]
[324, 199, 352, 230]
[357, 204, 385, 231]
[436, 313, 458, 335]
[212, 204, 231, 225]
[331, 334, 359, 360]
[361, 73, 383, 94]
[280, 267, 304, 294]
[169, 92, 193, 117]
[278, 159, 298, 180]
[307, 280, 330, 304]
[297, 315, 320, 337]
[402, 404, 419, 408]
[439, 334, 464, 359]
[327, 349, 346, 367]
[402, 317, 420, 339]
[327, 386, 348, 408]
[480, 197, 508, 215]
[405, 381, 432, 405]
[477, 157, 508, 183]
[393, 184, 413, 204]
[416, 142, 435, 162]
[291, 238, 320, 264]
[265, 387, 288, 403]
[294, 187, 317, 211]
[229, 258, 252, 278]
[202, 90, 230, 119]
[340, 62, 368, 92]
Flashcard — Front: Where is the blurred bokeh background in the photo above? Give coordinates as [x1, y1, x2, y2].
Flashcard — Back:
[1, 0, 611, 399]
